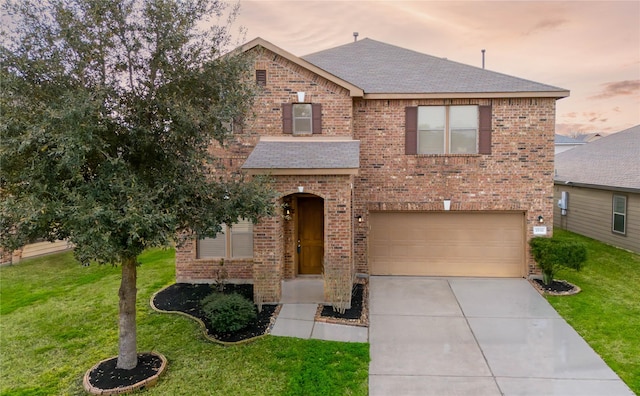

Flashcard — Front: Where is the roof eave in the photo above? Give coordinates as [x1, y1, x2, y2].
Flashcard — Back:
[244, 168, 359, 176]
[240, 38, 365, 97]
[554, 180, 640, 194]
[363, 91, 570, 100]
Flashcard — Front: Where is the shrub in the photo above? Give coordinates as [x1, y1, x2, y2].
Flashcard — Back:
[529, 237, 587, 285]
[201, 293, 257, 333]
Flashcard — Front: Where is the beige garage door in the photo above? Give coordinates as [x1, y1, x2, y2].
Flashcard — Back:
[369, 212, 524, 277]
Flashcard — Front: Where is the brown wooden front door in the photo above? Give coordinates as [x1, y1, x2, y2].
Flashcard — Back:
[297, 197, 324, 274]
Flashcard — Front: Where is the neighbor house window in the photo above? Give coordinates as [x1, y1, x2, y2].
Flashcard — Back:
[197, 219, 253, 258]
[612, 195, 627, 235]
[405, 105, 492, 155]
[282, 103, 322, 135]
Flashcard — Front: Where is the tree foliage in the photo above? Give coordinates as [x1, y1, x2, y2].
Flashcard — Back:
[1, 0, 275, 370]
[1, 0, 274, 262]
[529, 237, 587, 285]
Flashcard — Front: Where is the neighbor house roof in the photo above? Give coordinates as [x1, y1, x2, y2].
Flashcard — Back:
[242, 137, 360, 175]
[555, 125, 640, 191]
[302, 38, 570, 99]
[555, 134, 586, 145]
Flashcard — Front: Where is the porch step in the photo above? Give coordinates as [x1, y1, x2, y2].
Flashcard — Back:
[281, 278, 324, 304]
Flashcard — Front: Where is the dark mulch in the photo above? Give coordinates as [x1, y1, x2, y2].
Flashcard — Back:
[152, 283, 277, 343]
[320, 283, 364, 320]
[87, 353, 163, 390]
[533, 278, 576, 293]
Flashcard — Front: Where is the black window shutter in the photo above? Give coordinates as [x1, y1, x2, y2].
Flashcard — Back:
[478, 105, 492, 154]
[312, 103, 322, 134]
[405, 107, 418, 155]
[282, 103, 293, 134]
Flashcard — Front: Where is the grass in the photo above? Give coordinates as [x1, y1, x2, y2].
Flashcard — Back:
[0, 249, 369, 395]
[547, 229, 640, 394]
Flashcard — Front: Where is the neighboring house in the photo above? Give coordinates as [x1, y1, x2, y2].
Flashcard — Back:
[554, 125, 640, 253]
[555, 134, 586, 154]
[574, 132, 605, 143]
[176, 37, 569, 303]
[1, 240, 72, 265]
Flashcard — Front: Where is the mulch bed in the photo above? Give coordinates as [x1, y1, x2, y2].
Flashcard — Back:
[531, 278, 581, 296]
[85, 353, 164, 392]
[152, 283, 277, 343]
[316, 279, 368, 327]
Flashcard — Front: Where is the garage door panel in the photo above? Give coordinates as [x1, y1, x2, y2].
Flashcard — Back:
[369, 212, 524, 277]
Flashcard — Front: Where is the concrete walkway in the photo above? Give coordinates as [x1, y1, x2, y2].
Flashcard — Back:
[270, 278, 368, 343]
[369, 277, 634, 396]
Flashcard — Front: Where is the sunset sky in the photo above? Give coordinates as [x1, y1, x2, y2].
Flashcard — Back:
[233, 0, 640, 136]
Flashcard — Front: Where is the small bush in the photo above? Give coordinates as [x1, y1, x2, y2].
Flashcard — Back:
[529, 237, 587, 285]
[201, 293, 257, 333]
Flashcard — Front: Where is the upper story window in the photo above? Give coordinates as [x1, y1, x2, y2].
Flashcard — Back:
[197, 219, 254, 259]
[282, 103, 322, 135]
[612, 195, 627, 235]
[405, 105, 492, 155]
[293, 104, 312, 134]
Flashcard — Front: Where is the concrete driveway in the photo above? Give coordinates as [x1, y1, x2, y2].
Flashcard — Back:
[369, 277, 634, 396]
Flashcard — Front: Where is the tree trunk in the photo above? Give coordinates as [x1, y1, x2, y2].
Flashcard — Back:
[117, 256, 138, 370]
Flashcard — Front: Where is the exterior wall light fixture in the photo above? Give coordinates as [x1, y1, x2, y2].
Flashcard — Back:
[443, 199, 451, 211]
[297, 92, 305, 102]
[355, 215, 363, 223]
[538, 215, 544, 223]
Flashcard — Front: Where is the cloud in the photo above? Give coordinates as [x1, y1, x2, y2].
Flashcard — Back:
[524, 18, 568, 36]
[590, 80, 640, 99]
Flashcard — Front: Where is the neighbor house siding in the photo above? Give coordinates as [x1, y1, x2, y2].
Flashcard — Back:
[554, 185, 640, 253]
[353, 97, 558, 275]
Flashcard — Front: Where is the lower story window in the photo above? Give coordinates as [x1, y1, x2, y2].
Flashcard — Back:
[612, 195, 627, 235]
[197, 219, 253, 258]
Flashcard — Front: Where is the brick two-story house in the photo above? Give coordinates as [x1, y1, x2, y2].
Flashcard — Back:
[175, 37, 569, 304]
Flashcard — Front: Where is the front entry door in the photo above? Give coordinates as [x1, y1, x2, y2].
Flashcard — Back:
[297, 197, 324, 274]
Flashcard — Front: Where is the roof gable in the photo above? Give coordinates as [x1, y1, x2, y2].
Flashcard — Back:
[239, 38, 363, 97]
[302, 38, 569, 99]
[555, 125, 640, 191]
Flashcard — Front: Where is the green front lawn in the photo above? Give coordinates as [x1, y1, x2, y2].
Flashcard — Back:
[547, 229, 640, 394]
[0, 249, 369, 395]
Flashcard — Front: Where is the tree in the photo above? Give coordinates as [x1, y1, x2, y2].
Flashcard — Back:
[1, 0, 274, 370]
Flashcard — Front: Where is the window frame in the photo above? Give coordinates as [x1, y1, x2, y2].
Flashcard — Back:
[197, 220, 254, 259]
[405, 105, 492, 155]
[417, 105, 479, 155]
[612, 194, 627, 235]
[282, 103, 322, 135]
[292, 103, 313, 135]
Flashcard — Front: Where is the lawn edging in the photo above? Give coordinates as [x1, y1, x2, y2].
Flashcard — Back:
[149, 284, 279, 346]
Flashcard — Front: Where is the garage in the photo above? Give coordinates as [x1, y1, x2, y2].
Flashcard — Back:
[369, 212, 525, 277]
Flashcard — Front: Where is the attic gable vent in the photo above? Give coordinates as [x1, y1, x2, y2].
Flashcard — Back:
[256, 69, 266, 86]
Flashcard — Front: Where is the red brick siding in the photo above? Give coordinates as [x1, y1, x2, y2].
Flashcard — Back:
[352, 98, 556, 275]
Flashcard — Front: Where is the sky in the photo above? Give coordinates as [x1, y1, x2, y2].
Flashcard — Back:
[231, 0, 640, 136]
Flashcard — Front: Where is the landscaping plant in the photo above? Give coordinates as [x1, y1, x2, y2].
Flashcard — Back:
[529, 237, 587, 285]
[202, 292, 257, 333]
[0, 0, 275, 371]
